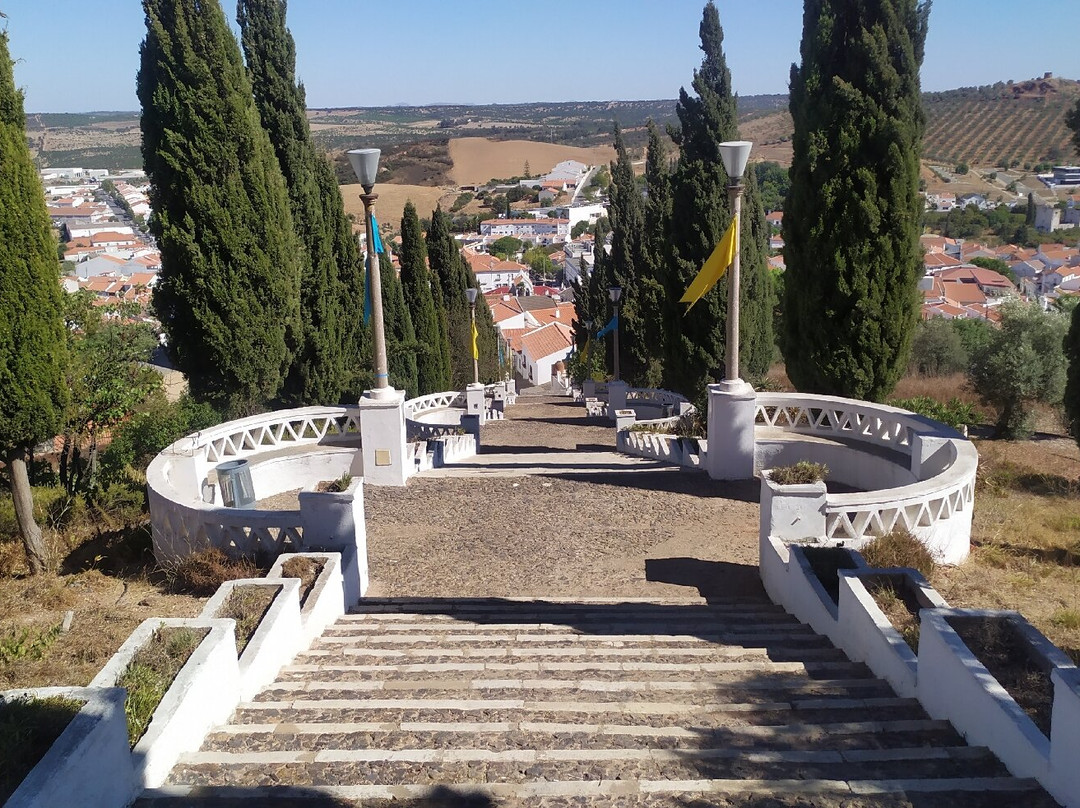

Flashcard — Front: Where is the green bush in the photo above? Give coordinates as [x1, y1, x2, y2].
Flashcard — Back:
[909, 318, 967, 376]
[889, 396, 978, 430]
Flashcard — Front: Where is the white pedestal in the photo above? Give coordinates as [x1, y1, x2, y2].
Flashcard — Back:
[607, 380, 629, 421]
[298, 478, 368, 601]
[706, 379, 757, 481]
[465, 382, 487, 425]
[358, 388, 408, 487]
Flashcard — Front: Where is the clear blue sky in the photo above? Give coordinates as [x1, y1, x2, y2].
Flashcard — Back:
[3, 0, 1077, 112]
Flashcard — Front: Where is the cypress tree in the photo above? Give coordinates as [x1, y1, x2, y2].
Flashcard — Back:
[379, 252, 418, 399]
[237, 0, 363, 405]
[399, 202, 447, 394]
[1064, 304, 1080, 450]
[782, 0, 930, 400]
[0, 27, 68, 574]
[661, 1, 773, 396]
[424, 206, 455, 388]
[139, 0, 302, 414]
[739, 169, 775, 379]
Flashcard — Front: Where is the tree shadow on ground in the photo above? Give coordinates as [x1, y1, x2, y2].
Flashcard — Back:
[59, 522, 161, 581]
[981, 540, 1080, 567]
[645, 557, 766, 601]
[545, 468, 759, 501]
[136, 783, 495, 807]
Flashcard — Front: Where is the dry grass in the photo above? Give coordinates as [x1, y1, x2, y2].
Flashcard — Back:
[214, 585, 278, 657]
[866, 578, 921, 652]
[448, 138, 616, 187]
[0, 694, 84, 803]
[163, 548, 261, 598]
[339, 182, 449, 238]
[281, 556, 324, 607]
[861, 529, 936, 579]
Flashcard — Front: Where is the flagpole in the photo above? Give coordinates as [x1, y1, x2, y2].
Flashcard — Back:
[726, 182, 741, 382]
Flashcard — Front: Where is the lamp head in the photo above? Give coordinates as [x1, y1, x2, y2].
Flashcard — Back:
[465, 287, 478, 305]
[347, 148, 381, 193]
[608, 285, 622, 304]
[718, 140, 753, 182]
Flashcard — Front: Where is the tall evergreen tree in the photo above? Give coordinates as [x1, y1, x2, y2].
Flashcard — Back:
[739, 169, 775, 378]
[0, 27, 68, 574]
[237, 0, 363, 404]
[426, 207, 498, 385]
[782, 0, 930, 400]
[378, 252, 418, 399]
[139, 0, 301, 414]
[424, 206, 455, 387]
[399, 202, 448, 394]
[661, 1, 773, 396]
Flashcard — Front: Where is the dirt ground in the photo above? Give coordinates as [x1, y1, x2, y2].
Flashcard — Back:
[339, 182, 452, 236]
[448, 138, 617, 187]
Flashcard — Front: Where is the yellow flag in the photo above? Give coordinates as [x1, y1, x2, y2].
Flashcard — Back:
[471, 320, 479, 360]
[679, 216, 738, 312]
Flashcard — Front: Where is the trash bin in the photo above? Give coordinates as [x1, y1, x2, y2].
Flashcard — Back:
[217, 459, 255, 508]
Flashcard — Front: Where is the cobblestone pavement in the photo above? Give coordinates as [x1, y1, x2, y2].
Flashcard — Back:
[363, 395, 762, 600]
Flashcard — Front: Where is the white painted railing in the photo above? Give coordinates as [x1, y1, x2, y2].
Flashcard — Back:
[404, 391, 466, 418]
[147, 407, 362, 564]
[626, 387, 689, 408]
[756, 393, 977, 564]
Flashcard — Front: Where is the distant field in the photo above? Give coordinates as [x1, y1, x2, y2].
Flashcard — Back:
[339, 182, 451, 235]
[449, 138, 617, 187]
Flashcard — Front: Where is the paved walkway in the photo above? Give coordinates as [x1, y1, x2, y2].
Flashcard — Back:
[363, 395, 762, 600]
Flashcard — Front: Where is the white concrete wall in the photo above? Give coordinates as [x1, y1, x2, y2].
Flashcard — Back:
[267, 552, 347, 648]
[1050, 667, 1080, 808]
[200, 578, 302, 701]
[90, 618, 240, 788]
[298, 477, 368, 601]
[756, 437, 917, 491]
[2, 686, 136, 808]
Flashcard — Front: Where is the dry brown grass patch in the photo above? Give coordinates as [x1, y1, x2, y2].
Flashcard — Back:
[214, 585, 278, 656]
[281, 556, 323, 607]
[163, 548, 260, 597]
[861, 529, 935, 579]
[866, 578, 921, 652]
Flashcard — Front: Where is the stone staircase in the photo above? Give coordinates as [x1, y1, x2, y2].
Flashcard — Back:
[138, 597, 1058, 807]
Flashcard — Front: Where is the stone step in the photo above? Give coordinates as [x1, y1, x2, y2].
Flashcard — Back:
[166, 746, 1010, 789]
[200, 718, 965, 754]
[296, 642, 846, 664]
[326, 618, 802, 634]
[138, 778, 1055, 808]
[313, 629, 822, 648]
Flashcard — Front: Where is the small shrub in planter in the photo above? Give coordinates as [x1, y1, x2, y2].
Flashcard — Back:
[281, 556, 325, 607]
[0, 694, 84, 803]
[116, 626, 208, 746]
[770, 461, 828, 485]
[163, 548, 260, 597]
[865, 576, 922, 652]
[861, 528, 935, 579]
[316, 472, 353, 493]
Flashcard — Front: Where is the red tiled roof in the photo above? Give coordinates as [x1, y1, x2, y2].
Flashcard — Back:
[520, 321, 574, 361]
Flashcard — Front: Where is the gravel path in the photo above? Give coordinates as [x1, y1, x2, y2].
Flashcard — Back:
[364, 395, 762, 600]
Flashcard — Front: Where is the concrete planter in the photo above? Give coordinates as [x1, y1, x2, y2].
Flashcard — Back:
[90, 618, 239, 788]
[298, 477, 367, 605]
[918, 609, 1075, 782]
[1049, 666, 1080, 808]
[760, 471, 828, 544]
[837, 569, 947, 698]
[782, 544, 866, 646]
[200, 578, 302, 700]
[1, 686, 136, 808]
[267, 552, 346, 648]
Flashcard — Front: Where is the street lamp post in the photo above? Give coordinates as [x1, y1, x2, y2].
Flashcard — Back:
[466, 287, 479, 385]
[347, 148, 390, 396]
[608, 286, 622, 381]
[717, 140, 752, 383]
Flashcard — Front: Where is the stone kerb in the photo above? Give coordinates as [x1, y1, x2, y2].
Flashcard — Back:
[267, 552, 346, 648]
[837, 568, 948, 699]
[90, 618, 240, 789]
[917, 609, 1075, 783]
[200, 578, 302, 700]
[2, 686, 135, 808]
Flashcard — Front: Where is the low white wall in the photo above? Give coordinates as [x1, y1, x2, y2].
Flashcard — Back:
[2, 686, 136, 808]
[1050, 667, 1080, 808]
[267, 552, 346, 648]
[756, 437, 916, 491]
[90, 618, 240, 789]
[837, 569, 947, 699]
[200, 578, 302, 701]
[243, 448, 358, 502]
[918, 609, 1063, 781]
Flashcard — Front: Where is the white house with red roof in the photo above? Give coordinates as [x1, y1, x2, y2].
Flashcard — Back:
[515, 321, 575, 386]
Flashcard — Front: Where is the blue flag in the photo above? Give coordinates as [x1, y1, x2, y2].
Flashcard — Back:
[595, 314, 618, 339]
[363, 215, 384, 326]
[371, 214, 384, 254]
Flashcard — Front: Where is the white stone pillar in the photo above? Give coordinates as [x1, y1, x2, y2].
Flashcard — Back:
[465, 382, 487, 425]
[707, 379, 757, 480]
[358, 389, 408, 487]
[607, 380, 629, 421]
[759, 473, 827, 544]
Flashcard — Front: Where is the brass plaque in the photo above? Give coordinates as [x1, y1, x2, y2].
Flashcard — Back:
[374, 449, 392, 467]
